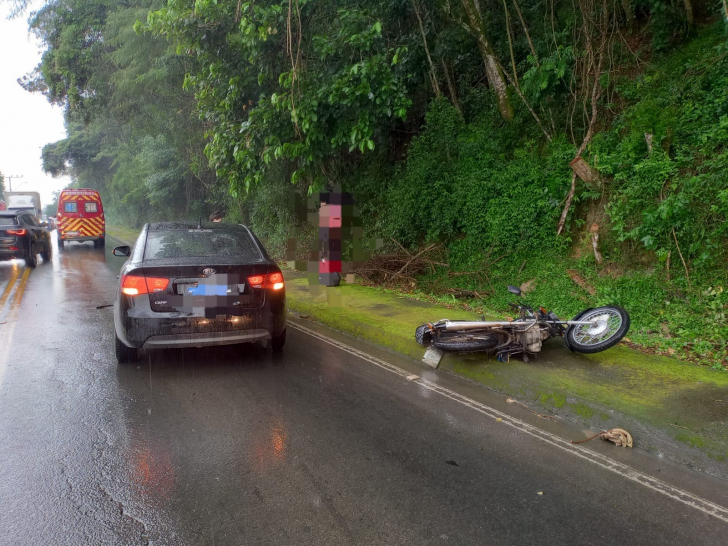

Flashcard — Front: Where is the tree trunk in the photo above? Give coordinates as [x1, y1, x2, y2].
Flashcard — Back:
[442, 60, 463, 116]
[460, 0, 513, 121]
[412, 0, 442, 98]
[589, 223, 603, 264]
[683, 0, 694, 29]
[621, 0, 635, 31]
[511, 0, 539, 65]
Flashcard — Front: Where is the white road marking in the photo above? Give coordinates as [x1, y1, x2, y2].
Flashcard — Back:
[289, 321, 728, 524]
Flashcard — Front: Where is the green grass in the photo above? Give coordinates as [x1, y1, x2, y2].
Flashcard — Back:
[106, 225, 142, 245]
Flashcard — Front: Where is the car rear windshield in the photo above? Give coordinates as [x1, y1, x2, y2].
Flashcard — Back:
[144, 229, 263, 261]
[0, 217, 18, 226]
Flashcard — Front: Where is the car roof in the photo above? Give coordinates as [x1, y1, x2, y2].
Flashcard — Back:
[148, 221, 250, 231]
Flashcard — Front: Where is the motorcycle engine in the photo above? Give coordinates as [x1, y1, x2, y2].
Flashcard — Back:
[521, 326, 550, 353]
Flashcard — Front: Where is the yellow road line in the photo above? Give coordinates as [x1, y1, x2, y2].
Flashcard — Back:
[0, 267, 22, 311]
[9, 267, 31, 311]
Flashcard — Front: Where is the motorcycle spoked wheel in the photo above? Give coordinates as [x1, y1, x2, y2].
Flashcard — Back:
[566, 306, 630, 354]
[431, 331, 500, 353]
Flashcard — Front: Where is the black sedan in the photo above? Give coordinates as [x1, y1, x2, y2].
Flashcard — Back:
[0, 211, 52, 268]
[112, 221, 286, 363]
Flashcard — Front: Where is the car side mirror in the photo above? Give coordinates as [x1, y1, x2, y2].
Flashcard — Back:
[507, 284, 522, 296]
[112, 246, 131, 257]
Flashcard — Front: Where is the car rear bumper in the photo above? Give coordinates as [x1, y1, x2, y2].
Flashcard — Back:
[60, 235, 103, 241]
[0, 246, 25, 259]
[116, 305, 286, 350]
[142, 328, 271, 349]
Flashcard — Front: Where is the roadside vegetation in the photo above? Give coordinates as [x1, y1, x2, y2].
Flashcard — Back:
[8, 0, 728, 369]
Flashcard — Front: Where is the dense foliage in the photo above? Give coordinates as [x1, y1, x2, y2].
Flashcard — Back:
[10, 0, 728, 365]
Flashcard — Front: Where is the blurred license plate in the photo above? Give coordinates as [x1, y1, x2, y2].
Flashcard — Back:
[66, 231, 79, 236]
[186, 284, 237, 296]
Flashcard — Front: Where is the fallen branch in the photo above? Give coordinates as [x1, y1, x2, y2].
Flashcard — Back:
[557, 173, 578, 236]
[672, 227, 691, 289]
[355, 243, 448, 288]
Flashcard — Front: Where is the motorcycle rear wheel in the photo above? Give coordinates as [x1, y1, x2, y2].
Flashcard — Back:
[432, 332, 499, 353]
[566, 306, 630, 354]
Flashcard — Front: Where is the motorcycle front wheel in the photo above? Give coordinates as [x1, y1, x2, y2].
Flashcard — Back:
[566, 306, 630, 354]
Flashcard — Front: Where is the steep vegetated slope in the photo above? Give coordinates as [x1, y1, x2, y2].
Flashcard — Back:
[17, 0, 728, 366]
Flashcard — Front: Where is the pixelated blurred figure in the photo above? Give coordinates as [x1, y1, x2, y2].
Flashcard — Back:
[317, 191, 348, 287]
[287, 186, 375, 297]
[209, 210, 224, 223]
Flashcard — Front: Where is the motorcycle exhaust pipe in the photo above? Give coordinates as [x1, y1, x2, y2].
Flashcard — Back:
[441, 321, 523, 331]
[437, 319, 596, 331]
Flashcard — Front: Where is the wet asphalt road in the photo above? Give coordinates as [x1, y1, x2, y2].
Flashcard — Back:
[0, 237, 727, 546]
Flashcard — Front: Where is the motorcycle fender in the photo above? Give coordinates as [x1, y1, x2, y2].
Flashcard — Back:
[564, 308, 594, 352]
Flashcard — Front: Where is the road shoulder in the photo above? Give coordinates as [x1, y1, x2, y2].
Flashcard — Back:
[285, 275, 728, 478]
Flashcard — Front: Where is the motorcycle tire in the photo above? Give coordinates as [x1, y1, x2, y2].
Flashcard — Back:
[566, 305, 630, 354]
[432, 333, 499, 353]
[415, 324, 432, 346]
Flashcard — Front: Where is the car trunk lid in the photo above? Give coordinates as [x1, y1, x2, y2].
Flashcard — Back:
[140, 263, 272, 316]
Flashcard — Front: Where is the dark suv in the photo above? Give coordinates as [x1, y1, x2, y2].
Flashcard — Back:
[0, 211, 52, 268]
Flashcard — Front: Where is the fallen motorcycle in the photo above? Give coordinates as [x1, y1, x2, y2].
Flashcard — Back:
[415, 285, 630, 362]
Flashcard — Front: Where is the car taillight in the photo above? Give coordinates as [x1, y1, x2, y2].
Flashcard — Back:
[146, 277, 170, 292]
[268, 272, 285, 290]
[247, 275, 265, 288]
[247, 272, 285, 290]
[121, 275, 170, 296]
[6, 229, 26, 235]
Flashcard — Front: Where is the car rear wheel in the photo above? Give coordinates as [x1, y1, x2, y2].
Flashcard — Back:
[270, 328, 286, 352]
[41, 241, 52, 262]
[98, 237, 105, 248]
[25, 244, 37, 268]
[115, 334, 139, 364]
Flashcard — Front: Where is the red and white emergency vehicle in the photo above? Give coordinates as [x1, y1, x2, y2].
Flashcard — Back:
[56, 189, 106, 249]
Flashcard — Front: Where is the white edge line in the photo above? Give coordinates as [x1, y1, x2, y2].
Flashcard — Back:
[289, 321, 728, 524]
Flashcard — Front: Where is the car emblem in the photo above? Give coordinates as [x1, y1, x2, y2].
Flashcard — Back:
[202, 268, 216, 276]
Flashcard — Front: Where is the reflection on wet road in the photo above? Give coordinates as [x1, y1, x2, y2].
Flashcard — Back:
[0, 263, 29, 322]
[0, 235, 727, 545]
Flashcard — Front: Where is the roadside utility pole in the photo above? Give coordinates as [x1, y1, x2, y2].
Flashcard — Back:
[6, 175, 23, 192]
